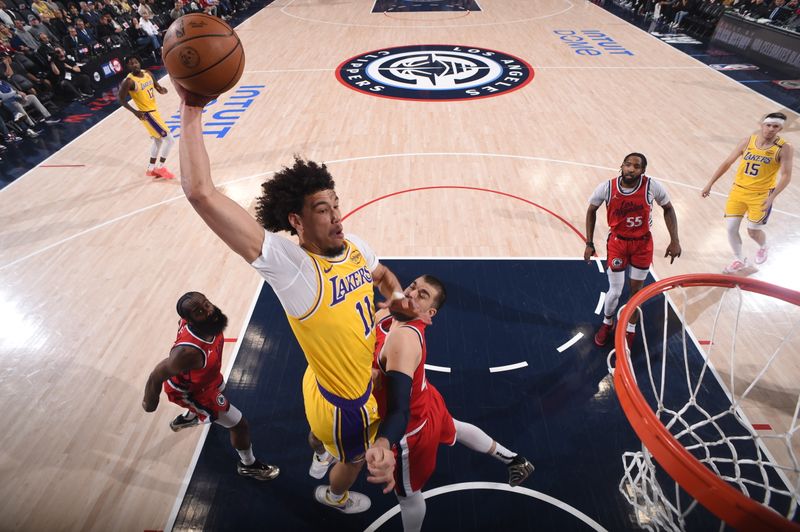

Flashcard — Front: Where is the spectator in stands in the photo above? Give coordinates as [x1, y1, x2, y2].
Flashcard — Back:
[95, 12, 124, 47]
[44, 11, 69, 40]
[169, 0, 186, 20]
[31, 0, 58, 19]
[767, 0, 794, 21]
[35, 33, 57, 69]
[0, 78, 59, 133]
[11, 19, 39, 50]
[115, 0, 134, 14]
[137, 0, 154, 19]
[100, 0, 121, 16]
[741, 0, 770, 17]
[671, 0, 696, 27]
[138, 12, 161, 55]
[66, 3, 81, 23]
[2, 51, 53, 94]
[80, 1, 102, 26]
[63, 25, 90, 60]
[27, 15, 58, 43]
[49, 46, 93, 100]
[0, 0, 22, 27]
[74, 18, 103, 53]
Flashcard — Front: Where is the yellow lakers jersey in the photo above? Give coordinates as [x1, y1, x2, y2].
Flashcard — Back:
[126, 72, 157, 112]
[734, 134, 785, 191]
[287, 240, 376, 400]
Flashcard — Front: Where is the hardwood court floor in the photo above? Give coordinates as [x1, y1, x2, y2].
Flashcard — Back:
[0, 1, 798, 530]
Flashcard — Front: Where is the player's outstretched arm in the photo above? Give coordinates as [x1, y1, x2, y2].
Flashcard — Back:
[702, 137, 749, 197]
[584, 203, 600, 262]
[366, 328, 420, 493]
[142, 346, 203, 412]
[662, 202, 681, 264]
[176, 85, 265, 263]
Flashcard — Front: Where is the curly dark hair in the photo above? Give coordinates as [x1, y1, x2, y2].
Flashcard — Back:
[255, 157, 336, 234]
[623, 152, 648, 171]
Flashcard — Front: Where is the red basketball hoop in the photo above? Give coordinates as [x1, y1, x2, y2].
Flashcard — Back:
[613, 274, 800, 530]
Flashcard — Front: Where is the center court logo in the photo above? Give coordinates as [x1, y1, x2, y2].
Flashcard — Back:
[336, 45, 533, 101]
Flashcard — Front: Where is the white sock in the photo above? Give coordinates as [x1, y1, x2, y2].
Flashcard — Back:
[236, 445, 255, 466]
[397, 492, 426, 532]
[626, 322, 636, 333]
[603, 270, 626, 318]
[602, 316, 614, 326]
[453, 419, 494, 453]
[327, 488, 345, 502]
[491, 442, 517, 465]
[147, 162, 155, 171]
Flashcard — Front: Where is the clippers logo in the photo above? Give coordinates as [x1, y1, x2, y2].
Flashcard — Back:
[336, 45, 533, 101]
[611, 258, 624, 268]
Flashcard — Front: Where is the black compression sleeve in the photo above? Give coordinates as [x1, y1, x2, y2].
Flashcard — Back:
[376, 370, 412, 446]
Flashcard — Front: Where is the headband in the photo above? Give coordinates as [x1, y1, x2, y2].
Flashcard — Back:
[762, 117, 785, 125]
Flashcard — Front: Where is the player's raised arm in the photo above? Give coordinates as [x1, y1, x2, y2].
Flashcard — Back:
[176, 84, 265, 263]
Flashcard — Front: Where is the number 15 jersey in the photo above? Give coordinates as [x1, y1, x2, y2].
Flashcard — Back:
[734, 134, 785, 192]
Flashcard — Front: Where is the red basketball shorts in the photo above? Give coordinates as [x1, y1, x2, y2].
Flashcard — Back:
[606, 233, 653, 272]
[394, 384, 456, 496]
[164, 380, 230, 423]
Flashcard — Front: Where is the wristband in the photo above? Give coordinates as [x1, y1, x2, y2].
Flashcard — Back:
[585, 241, 595, 248]
[391, 291, 405, 301]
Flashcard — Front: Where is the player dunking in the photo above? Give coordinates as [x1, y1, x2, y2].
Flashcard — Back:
[584, 153, 681, 348]
[702, 112, 794, 273]
[369, 275, 534, 531]
[118, 55, 176, 179]
[173, 85, 427, 513]
[142, 292, 279, 481]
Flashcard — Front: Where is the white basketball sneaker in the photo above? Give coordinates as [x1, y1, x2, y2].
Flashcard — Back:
[314, 486, 371, 514]
[309, 451, 335, 479]
[755, 247, 768, 265]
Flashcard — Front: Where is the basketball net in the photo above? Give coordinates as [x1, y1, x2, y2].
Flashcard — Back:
[609, 274, 800, 530]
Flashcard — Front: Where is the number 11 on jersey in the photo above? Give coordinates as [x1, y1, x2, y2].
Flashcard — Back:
[355, 296, 374, 337]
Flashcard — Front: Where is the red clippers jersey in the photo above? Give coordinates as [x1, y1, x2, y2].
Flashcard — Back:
[373, 316, 432, 427]
[606, 175, 653, 239]
[167, 319, 224, 393]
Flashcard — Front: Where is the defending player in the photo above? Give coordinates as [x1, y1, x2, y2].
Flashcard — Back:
[118, 55, 176, 179]
[142, 291, 279, 481]
[702, 112, 794, 273]
[584, 153, 681, 348]
[368, 275, 534, 531]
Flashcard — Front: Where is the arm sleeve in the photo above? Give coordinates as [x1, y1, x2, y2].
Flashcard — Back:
[376, 370, 412, 446]
[649, 179, 671, 206]
[588, 181, 609, 206]
[250, 231, 320, 317]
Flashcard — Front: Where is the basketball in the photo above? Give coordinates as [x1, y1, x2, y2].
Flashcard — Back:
[162, 13, 245, 97]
